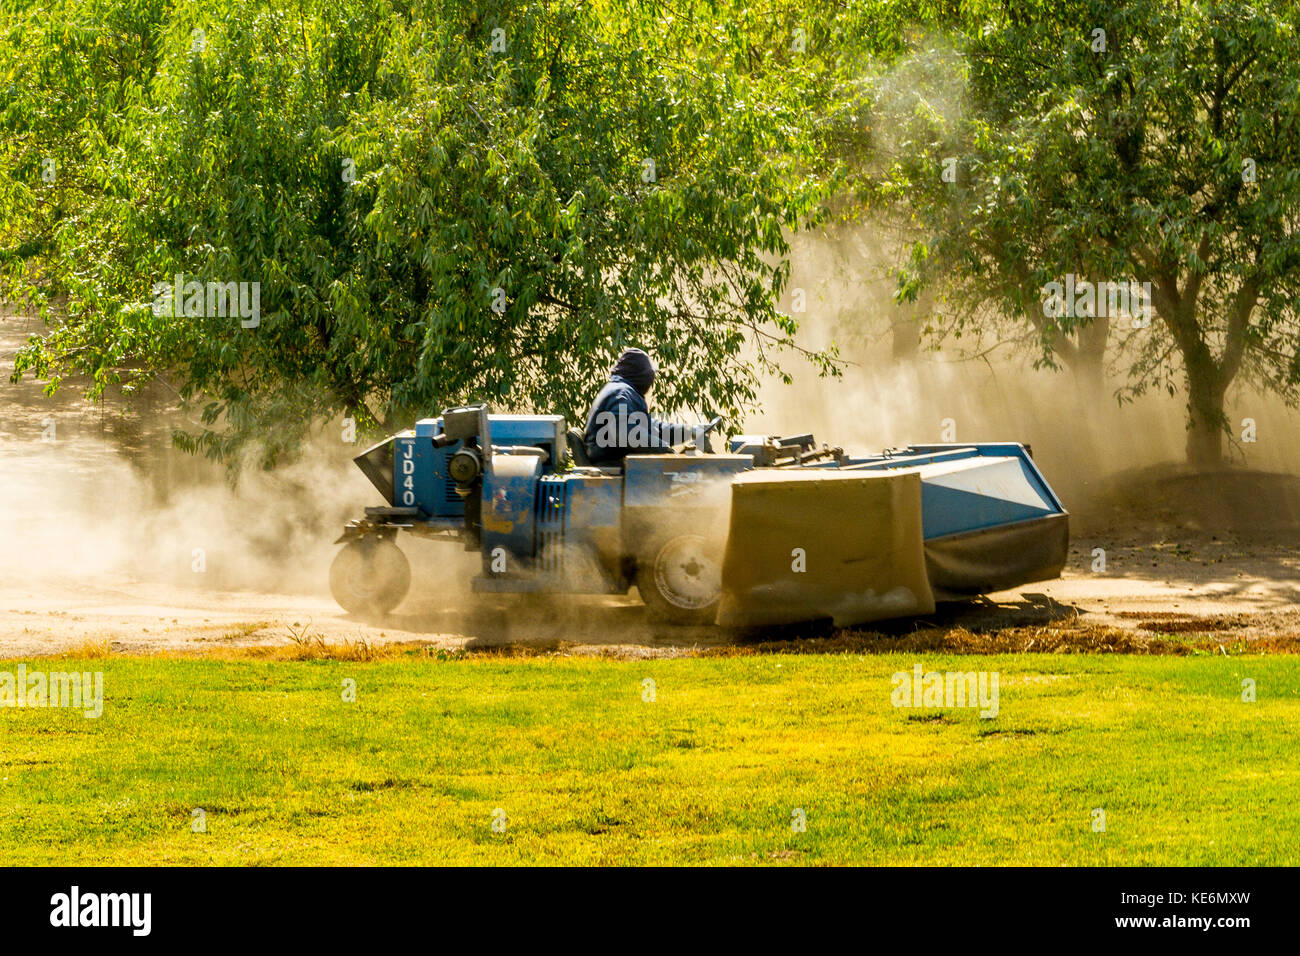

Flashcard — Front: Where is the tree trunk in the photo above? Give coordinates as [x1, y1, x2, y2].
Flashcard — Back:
[1184, 348, 1226, 468]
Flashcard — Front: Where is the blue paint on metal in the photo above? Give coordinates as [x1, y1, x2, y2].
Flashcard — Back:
[481, 455, 544, 568]
[815, 443, 1064, 538]
[563, 475, 622, 533]
[474, 470, 623, 592]
[411, 419, 466, 517]
[919, 479, 1054, 537]
[622, 455, 752, 507]
[905, 442, 1065, 513]
[405, 414, 566, 519]
[841, 447, 983, 470]
[391, 431, 436, 516]
[478, 415, 565, 467]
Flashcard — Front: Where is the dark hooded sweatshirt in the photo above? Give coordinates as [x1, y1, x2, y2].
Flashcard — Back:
[583, 349, 679, 464]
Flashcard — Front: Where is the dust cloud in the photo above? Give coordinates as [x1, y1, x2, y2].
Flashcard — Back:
[0, 311, 382, 596]
[745, 228, 1300, 516]
[0, 424, 367, 595]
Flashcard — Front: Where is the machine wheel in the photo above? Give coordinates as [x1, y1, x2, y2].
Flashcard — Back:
[330, 538, 411, 615]
[636, 532, 722, 625]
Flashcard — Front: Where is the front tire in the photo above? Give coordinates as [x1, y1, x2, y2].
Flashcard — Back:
[636, 532, 722, 625]
[330, 538, 411, 615]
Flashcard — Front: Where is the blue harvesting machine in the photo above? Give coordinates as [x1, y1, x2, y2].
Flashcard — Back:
[332, 405, 1069, 627]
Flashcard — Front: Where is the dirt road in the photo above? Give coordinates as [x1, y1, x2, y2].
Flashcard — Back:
[1, 526, 1296, 659]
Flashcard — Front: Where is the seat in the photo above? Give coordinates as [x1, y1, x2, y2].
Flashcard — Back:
[565, 428, 624, 475]
[566, 427, 593, 467]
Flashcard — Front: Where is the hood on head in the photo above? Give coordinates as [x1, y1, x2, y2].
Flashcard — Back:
[611, 347, 656, 394]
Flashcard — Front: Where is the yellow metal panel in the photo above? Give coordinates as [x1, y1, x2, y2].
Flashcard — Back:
[716, 470, 935, 627]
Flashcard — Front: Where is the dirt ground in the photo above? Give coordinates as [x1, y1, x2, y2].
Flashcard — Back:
[3, 308, 1299, 659]
[2, 529, 1297, 659]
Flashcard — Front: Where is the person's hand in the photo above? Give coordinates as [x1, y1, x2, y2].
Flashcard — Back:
[695, 416, 724, 453]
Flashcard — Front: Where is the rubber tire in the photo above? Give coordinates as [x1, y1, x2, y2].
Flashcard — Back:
[635, 532, 722, 625]
[330, 539, 411, 615]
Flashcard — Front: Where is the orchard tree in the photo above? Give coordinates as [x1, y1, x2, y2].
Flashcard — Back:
[0, 0, 171, 289]
[894, 0, 1300, 465]
[2, 0, 873, 466]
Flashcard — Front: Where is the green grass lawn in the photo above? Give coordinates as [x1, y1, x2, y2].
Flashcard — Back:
[1, 650, 1297, 865]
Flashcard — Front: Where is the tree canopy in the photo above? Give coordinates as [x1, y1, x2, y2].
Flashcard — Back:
[6, 0, 1300, 468]
[2, 0, 894, 464]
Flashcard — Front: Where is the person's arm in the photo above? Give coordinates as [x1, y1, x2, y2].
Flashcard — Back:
[605, 388, 682, 454]
[648, 416, 693, 452]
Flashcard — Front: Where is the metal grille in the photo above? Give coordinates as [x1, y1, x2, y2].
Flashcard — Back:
[436, 447, 464, 511]
[443, 470, 461, 507]
[535, 476, 566, 574]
